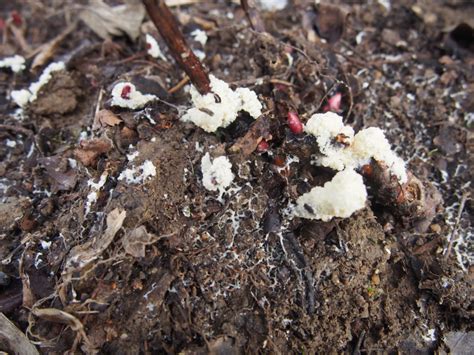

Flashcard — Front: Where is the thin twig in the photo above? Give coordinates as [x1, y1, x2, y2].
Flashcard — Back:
[241, 0, 266, 33]
[168, 75, 190, 94]
[444, 192, 470, 260]
[0, 124, 34, 136]
[142, 0, 211, 95]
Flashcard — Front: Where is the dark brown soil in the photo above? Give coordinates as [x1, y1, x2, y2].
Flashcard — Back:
[0, 0, 472, 354]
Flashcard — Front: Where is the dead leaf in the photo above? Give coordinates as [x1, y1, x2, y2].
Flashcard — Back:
[19, 247, 35, 308]
[0, 313, 39, 355]
[97, 110, 122, 126]
[32, 308, 84, 331]
[74, 137, 112, 167]
[38, 155, 77, 192]
[80, 0, 145, 41]
[94, 109, 122, 129]
[122, 226, 168, 258]
[65, 209, 126, 273]
[229, 116, 272, 156]
[31, 308, 94, 350]
[31, 22, 77, 69]
[444, 331, 474, 355]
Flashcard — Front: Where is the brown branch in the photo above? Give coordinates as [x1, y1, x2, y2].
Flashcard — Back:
[142, 0, 211, 95]
[241, 0, 266, 33]
[361, 160, 442, 232]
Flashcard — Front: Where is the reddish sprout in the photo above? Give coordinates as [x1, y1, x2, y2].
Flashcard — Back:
[323, 92, 342, 113]
[121, 85, 132, 99]
[256, 139, 269, 152]
[273, 155, 286, 167]
[274, 83, 288, 92]
[287, 111, 304, 134]
[360, 164, 373, 177]
[10, 11, 22, 26]
[0, 18, 5, 31]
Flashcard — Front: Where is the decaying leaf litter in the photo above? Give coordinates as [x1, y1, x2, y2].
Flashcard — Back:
[0, 0, 472, 353]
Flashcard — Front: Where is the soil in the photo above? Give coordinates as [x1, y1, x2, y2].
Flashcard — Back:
[0, 0, 473, 354]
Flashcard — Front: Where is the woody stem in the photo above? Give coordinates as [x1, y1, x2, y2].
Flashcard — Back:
[142, 0, 211, 95]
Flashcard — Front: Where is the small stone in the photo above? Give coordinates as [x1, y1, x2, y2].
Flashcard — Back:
[132, 279, 143, 290]
[371, 274, 380, 286]
[430, 224, 441, 234]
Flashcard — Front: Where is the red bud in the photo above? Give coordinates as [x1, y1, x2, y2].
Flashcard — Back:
[287, 111, 303, 134]
[256, 139, 269, 152]
[10, 11, 22, 26]
[323, 92, 342, 113]
[360, 164, 373, 176]
[121, 85, 132, 99]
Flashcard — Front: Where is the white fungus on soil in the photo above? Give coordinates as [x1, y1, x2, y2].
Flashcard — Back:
[294, 169, 367, 221]
[0, 55, 26, 73]
[85, 172, 108, 215]
[257, 0, 288, 11]
[305, 112, 408, 183]
[181, 75, 263, 132]
[145, 34, 166, 61]
[191, 29, 208, 46]
[111, 82, 157, 109]
[118, 160, 156, 184]
[201, 152, 234, 191]
[194, 49, 206, 61]
[11, 61, 65, 107]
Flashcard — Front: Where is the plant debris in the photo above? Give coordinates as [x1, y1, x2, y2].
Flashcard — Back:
[0, 0, 472, 353]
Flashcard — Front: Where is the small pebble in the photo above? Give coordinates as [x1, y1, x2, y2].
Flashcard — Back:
[430, 224, 441, 234]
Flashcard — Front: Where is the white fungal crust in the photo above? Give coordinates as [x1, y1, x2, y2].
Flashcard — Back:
[257, 0, 288, 11]
[305, 112, 355, 171]
[351, 127, 408, 183]
[201, 152, 234, 191]
[111, 82, 157, 109]
[305, 112, 407, 183]
[294, 169, 367, 221]
[118, 160, 156, 184]
[181, 75, 263, 132]
[11, 89, 31, 108]
[0, 55, 26, 73]
[145, 34, 166, 61]
[11, 61, 65, 107]
[191, 29, 208, 46]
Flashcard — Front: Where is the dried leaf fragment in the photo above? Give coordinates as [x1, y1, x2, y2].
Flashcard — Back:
[94, 109, 122, 129]
[31, 22, 77, 69]
[122, 226, 153, 258]
[80, 0, 145, 41]
[229, 116, 272, 156]
[31, 308, 94, 350]
[74, 137, 112, 167]
[122, 226, 175, 258]
[65, 209, 126, 273]
[38, 155, 77, 192]
[0, 313, 39, 355]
